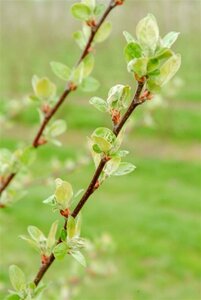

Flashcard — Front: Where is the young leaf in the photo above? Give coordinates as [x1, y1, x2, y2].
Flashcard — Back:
[73, 31, 86, 49]
[9, 265, 26, 292]
[127, 57, 148, 77]
[107, 84, 131, 109]
[75, 214, 82, 237]
[53, 242, 68, 260]
[124, 42, 142, 62]
[50, 62, 71, 81]
[28, 226, 46, 243]
[123, 31, 136, 43]
[94, 3, 105, 16]
[112, 162, 136, 176]
[47, 220, 58, 249]
[104, 157, 121, 176]
[157, 53, 181, 86]
[89, 97, 107, 112]
[83, 54, 95, 78]
[71, 3, 91, 21]
[70, 250, 86, 267]
[55, 178, 73, 210]
[67, 216, 76, 239]
[82, 0, 96, 10]
[46, 119, 67, 137]
[72, 62, 84, 85]
[162, 31, 180, 48]
[147, 58, 160, 73]
[91, 127, 116, 152]
[136, 14, 159, 53]
[94, 21, 112, 43]
[80, 76, 100, 92]
[147, 78, 161, 93]
[34, 77, 56, 99]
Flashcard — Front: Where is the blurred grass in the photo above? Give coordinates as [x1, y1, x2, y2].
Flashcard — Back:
[0, 0, 201, 299]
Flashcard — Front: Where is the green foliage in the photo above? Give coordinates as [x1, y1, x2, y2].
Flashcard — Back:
[89, 84, 131, 117]
[20, 221, 58, 256]
[50, 61, 71, 81]
[32, 76, 56, 100]
[94, 21, 112, 43]
[53, 214, 86, 267]
[124, 14, 181, 92]
[44, 119, 67, 146]
[8, 265, 46, 299]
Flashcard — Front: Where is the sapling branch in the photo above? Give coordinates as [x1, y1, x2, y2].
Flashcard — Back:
[0, 0, 121, 202]
[32, 80, 145, 287]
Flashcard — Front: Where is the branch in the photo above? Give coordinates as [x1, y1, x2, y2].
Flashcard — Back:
[0, 0, 119, 199]
[32, 80, 145, 287]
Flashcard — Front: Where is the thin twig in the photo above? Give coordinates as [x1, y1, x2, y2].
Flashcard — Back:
[0, 0, 118, 199]
[33, 80, 145, 287]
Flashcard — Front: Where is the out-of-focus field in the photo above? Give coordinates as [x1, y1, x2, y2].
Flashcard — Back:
[0, 1, 201, 299]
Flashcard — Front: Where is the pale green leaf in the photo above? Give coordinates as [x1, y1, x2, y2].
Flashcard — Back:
[67, 216, 76, 239]
[33, 77, 56, 99]
[47, 220, 58, 249]
[94, 3, 105, 16]
[104, 157, 121, 176]
[136, 14, 159, 53]
[9, 265, 26, 292]
[94, 21, 112, 43]
[89, 97, 107, 112]
[80, 76, 100, 92]
[157, 54, 181, 86]
[50, 62, 71, 81]
[70, 250, 86, 267]
[71, 3, 91, 21]
[162, 31, 180, 48]
[107, 84, 131, 109]
[113, 162, 136, 176]
[83, 53, 94, 77]
[46, 119, 67, 137]
[123, 31, 136, 43]
[73, 31, 86, 49]
[91, 127, 116, 152]
[72, 62, 84, 85]
[27, 226, 46, 243]
[55, 178, 73, 210]
[82, 0, 95, 10]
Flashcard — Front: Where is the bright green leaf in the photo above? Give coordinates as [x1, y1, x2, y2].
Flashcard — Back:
[82, 0, 95, 10]
[91, 127, 116, 152]
[124, 42, 142, 62]
[53, 242, 68, 260]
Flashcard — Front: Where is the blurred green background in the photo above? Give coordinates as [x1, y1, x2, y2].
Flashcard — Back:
[0, 0, 201, 299]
